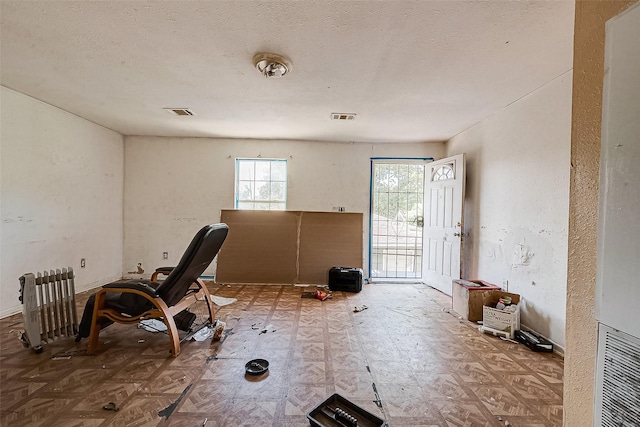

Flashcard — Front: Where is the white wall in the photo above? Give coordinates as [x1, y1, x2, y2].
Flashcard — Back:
[446, 73, 572, 348]
[596, 2, 640, 339]
[0, 87, 124, 317]
[123, 137, 445, 278]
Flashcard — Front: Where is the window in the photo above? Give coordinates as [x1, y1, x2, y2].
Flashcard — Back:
[431, 163, 455, 181]
[235, 159, 287, 210]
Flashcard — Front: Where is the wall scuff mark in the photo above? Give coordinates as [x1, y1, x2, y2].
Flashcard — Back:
[512, 242, 533, 266]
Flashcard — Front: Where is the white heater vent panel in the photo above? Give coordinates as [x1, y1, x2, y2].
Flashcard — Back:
[595, 324, 640, 427]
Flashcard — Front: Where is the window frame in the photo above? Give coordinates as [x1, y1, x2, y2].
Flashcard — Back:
[234, 158, 287, 210]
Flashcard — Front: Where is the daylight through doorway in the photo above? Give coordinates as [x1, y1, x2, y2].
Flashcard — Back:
[370, 161, 426, 279]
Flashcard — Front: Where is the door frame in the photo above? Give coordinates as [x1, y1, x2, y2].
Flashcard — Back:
[368, 157, 434, 282]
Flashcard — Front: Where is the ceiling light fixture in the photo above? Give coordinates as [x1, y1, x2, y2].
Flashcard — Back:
[253, 53, 292, 78]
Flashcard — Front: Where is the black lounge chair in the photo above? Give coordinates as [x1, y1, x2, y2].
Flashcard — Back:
[77, 223, 228, 356]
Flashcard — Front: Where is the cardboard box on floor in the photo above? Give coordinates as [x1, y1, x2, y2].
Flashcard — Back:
[452, 279, 502, 321]
[482, 290, 521, 338]
[483, 290, 520, 308]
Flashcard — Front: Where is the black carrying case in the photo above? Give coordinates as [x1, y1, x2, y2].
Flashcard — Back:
[307, 393, 384, 427]
[514, 330, 554, 352]
[328, 267, 363, 292]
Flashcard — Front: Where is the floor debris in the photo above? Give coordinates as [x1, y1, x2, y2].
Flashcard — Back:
[157, 384, 192, 420]
[102, 402, 119, 412]
[51, 349, 86, 358]
[315, 290, 330, 301]
[353, 305, 368, 313]
[213, 321, 226, 341]
[372, 382, 383, 410]
[138, 319, 167, 332]
[191, 326, 213, 342]
[13, 330, 29, 348]
[259, 324, 275, 334]
[209, 295, 237, 307]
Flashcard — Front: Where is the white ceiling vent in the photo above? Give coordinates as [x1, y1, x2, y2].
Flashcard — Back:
[331, 113, 357, 121]
[163, 108, 195, 116]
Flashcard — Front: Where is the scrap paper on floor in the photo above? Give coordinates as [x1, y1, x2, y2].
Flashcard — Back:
[138, 319, 167, 332]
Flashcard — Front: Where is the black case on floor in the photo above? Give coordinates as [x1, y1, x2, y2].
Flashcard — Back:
[307, 393, 384, 427]
[328, 267, 363, 292]
[515, 330, 554, 352]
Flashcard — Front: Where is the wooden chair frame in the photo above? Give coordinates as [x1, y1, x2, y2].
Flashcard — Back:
[87, 278, 215, 357]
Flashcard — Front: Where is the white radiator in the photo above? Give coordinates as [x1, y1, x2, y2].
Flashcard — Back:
[19, 268, 78, 352]
[595, 324, 640, 427]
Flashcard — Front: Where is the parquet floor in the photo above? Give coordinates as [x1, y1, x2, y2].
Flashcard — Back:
[0, 282, 564, 426]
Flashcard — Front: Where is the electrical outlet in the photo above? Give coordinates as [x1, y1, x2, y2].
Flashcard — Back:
[81, 258, 86, 268]
[163, 252, 168, 260]
[502, 280, 508, 291]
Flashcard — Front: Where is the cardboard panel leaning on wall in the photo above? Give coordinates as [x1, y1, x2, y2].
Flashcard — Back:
[298, 212, 363, 284]
[216, 210, 300, 283]
[216, 210, 363, 284]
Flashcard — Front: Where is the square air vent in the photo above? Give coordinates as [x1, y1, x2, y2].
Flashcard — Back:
[163, 108, 195, 116]
[595, 324, 640, 426]
[331, 113, 356, 121]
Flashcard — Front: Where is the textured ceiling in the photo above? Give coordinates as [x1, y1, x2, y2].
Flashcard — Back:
[0, 1, 575, 143]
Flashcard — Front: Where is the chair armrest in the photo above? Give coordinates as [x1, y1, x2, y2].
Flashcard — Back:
[155, 267, 174, 275]
[103, 281, 159, 298]
[151, 266, 174, 282]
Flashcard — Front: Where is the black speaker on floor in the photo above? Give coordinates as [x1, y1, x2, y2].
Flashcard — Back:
[328, 267, 363, 293]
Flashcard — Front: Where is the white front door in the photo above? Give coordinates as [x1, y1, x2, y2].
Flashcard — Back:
[423, 154, 465, 295]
